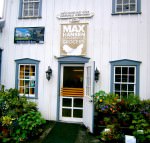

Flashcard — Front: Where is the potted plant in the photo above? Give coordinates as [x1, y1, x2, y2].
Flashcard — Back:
[99, 124, 124, 143]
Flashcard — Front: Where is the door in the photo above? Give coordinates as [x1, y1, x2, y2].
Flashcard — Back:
[59, 65, 84, 122]
[83, 61, 95, 133]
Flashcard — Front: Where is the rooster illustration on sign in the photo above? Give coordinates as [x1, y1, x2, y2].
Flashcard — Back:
[63, 44, 83, 55]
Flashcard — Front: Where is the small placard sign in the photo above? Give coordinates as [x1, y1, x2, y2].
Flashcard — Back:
[57, 11, 94, 19]
[125, 135, 136, 143]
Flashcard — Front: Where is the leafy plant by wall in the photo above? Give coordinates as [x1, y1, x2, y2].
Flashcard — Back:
[12, 111, 46, 142]
[0, 88, 46, 142]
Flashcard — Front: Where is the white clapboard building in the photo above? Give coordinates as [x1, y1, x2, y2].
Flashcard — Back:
[0, 18, 5, 83]
[0, 0, 150, 132]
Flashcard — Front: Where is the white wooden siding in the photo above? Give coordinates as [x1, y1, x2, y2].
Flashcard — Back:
[1, 0, 150, 120]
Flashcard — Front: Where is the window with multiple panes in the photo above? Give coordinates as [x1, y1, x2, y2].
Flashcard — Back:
[112, 0, 141, 14]
[18, 64, 36, 98]
[15, 59, 40, 98]
[114, 66, 136, 98]
[23, 0, 40, 17]
[19, 0, 42, 18]
[86, 66, 91, 97]
[110, 59, 141, 98]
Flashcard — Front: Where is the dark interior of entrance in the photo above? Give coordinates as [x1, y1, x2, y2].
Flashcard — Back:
[63, 67, 84, 88]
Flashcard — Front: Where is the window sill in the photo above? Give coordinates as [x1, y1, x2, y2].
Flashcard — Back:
[19, 94, 38, 99]
[111, 12, 141, 15]
[26, 96, 38, 100]
[18, 16, 42, 19]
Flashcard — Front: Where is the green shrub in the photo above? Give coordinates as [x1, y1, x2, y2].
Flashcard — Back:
[99, 124, 124, 142]
[94, 90, 150, 142]
[12, 111, 46, 142]
[129, 113, 150, 142]
[0, 88, 37, 118]
[0, 87, 46, 142]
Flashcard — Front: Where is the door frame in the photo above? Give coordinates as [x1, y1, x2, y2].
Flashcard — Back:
[59, 64, 84, 122]
[57, 56, 90, 121]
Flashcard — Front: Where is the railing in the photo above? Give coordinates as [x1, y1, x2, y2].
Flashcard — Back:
[60, 88, 84, 97]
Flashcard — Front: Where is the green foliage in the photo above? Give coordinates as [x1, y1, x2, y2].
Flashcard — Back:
[140, 99, 150, 120]
[94, 90, 150, 142]
[94, 91, 141, 113]
[129, 113, 150, 142]
[103, 117, 111, 125]
[0, 87, 46, 142]
[121, 95, 141, 112]
[12, 111, 46, 142]
[0, 88, 37, 119]
[1, 116, 15, 126]
[23, 101, 37, 112]
[94, 90, 107, 104]
[18, 111, 46, 130]
[118, 112, 130, 122]
[99, 124, 124, 142]
[94, 91, 120, 114]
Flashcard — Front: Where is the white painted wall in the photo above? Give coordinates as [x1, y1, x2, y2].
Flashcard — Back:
[1, 0, 150, 120]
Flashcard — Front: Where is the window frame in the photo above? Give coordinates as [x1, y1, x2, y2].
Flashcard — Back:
[19, 0, 42, 19]
[15, 58, 40, 99]
[18, 64, 36, 98]
[113, 66, 136, 98]
[110, 59, 141, 97]
[112, 0, 141, 15]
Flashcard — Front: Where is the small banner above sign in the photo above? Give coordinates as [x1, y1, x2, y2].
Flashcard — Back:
[57, 11, 94, 19]
[60, 23, 87, 56]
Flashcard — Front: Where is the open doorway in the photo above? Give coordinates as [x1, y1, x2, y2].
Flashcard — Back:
[58, 56, 94, 132]
[59, 65, 84, 122]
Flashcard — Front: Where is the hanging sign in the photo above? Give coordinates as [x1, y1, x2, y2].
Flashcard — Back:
[57, 11, 94, 19]
[60, 23, 87, 56]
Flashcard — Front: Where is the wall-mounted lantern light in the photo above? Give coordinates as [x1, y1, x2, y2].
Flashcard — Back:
[95, 68, 100, 82]
[46, 66, 52, 81]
